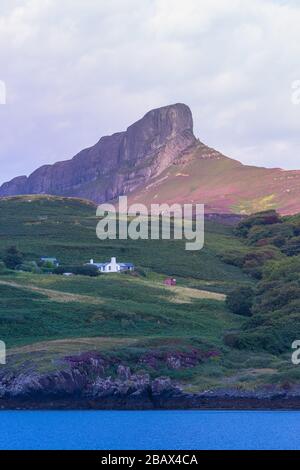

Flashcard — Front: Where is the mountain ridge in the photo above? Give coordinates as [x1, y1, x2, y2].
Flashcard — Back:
[1, 103, 300, 215]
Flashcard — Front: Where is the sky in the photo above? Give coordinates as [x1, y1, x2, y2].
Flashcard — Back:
[0, 0, 300, 185]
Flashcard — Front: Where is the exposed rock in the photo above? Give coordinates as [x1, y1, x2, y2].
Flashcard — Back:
[1, 102, 300, 215]
[117, 365, 131, 380]
[2, 353, 300, 409]
[151, 377, 173, 394]
[139, 349, 220, 370]
[0, 103, 196, 203]
[0, 352, 179, 402]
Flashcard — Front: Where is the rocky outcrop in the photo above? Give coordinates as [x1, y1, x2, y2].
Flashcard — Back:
[0, 352, 181, 402]
[2, 351, 300, 410]
[0, 103, 197, 203]
[138, 349, 219, 370]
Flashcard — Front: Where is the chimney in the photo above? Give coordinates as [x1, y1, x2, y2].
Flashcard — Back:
[111, 257, 116, 265]
[90, 259, 94, 264]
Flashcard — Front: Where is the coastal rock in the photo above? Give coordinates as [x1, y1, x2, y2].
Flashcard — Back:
[0, 353, 179, 402]
[151, 377, 173, 394]
[139, 349, 220, 370]
[117, 365, 131, 380]
[2, 352, 300, 409]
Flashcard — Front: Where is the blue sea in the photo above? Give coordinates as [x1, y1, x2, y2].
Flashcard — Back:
[0, 410, 299, 450]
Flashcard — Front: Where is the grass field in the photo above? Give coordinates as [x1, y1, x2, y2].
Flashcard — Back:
[0, 195, 294, 390]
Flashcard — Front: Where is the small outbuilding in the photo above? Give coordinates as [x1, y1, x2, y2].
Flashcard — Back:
[164, 278, 177, 286]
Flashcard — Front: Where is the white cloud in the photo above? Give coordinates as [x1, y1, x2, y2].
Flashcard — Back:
[0, 0, 300, 184]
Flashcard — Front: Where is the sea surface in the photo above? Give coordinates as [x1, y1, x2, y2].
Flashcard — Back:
[0, 410, 299, 450]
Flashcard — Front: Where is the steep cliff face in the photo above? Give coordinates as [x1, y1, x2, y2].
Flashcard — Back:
[1, 102, 300, 214]
[0, 103, 197, 203]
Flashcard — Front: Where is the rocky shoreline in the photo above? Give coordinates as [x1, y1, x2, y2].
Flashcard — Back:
[2, 394, 300, 411]
[2, 351, 300, 411]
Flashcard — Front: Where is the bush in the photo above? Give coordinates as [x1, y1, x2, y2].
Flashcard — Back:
[235, 210, 281, 238]
[226, 287, 254, 316]
[3, 246, 24, 269]
[54, 265, 99, 276]
[247, 223, 294, 246]
[17, 261, 41, 273]
[241, 247, 281, 279]
[219, 251, 245, 268]
[282, 236, 300, 257]
[232, 330, 288, 354]
[262, 256, 300, 282]
[223, 333, 241, 348]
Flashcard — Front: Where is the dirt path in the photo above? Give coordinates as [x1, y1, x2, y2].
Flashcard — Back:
[167, 285, 226, 302]
[138, 278, 226, 303]
[0, 277, 225, 307]
[8, 336, 137, 356]
[0, 279, 103, 305]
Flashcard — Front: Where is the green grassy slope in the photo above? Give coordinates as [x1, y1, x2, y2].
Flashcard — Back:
[0, 196, 294, 391]
[0, 195, 249, 287]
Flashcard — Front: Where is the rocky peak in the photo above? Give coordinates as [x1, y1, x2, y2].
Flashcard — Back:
[122, 103, 195, 160]
[0, 103, 197, 202]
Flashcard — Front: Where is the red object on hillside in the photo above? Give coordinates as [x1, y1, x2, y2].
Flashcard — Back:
[164, 278, 177, 286]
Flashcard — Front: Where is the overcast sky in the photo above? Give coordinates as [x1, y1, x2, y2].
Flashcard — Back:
[0, 0, 300, 184]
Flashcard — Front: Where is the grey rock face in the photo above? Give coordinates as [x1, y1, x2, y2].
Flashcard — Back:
[0, 352, 181, 402]
[0, 103, 197, 202]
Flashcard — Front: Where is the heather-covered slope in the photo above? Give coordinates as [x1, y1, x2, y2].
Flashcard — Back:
[127, 142, 300, 215]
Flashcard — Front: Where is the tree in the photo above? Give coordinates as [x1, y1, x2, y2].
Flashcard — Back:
[54, 265, 99, 276]
[235, 210, 281, 238]
[3, 246, 24, 269]
[226, 287, 254, 316]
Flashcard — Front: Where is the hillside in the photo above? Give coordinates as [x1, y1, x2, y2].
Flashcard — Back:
[127, 142, 300, 215]
[1, 104, 300, 215]
[0, 196, 299, 408]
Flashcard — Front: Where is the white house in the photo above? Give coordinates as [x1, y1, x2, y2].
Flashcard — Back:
[87, 257, 134, 273]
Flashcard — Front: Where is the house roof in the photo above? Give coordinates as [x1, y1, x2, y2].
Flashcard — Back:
[87, 261, 134, 268]
[41, 257, 58, 262]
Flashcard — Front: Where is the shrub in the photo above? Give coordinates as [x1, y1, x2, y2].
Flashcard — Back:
[17, 261, 41, 273]
[235, 210, 281, 238]
[242, 247, 281, 279]
[54, 265, 99, 276]
[262, 256, 300, 282]
[226, 287, 254, 316]
[223, 333, 241, 348]
[282, 236, 300, 257]
[3, 246, 24, 269]
[247, 223, 294, 246]
[219, 251, 245, 268]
